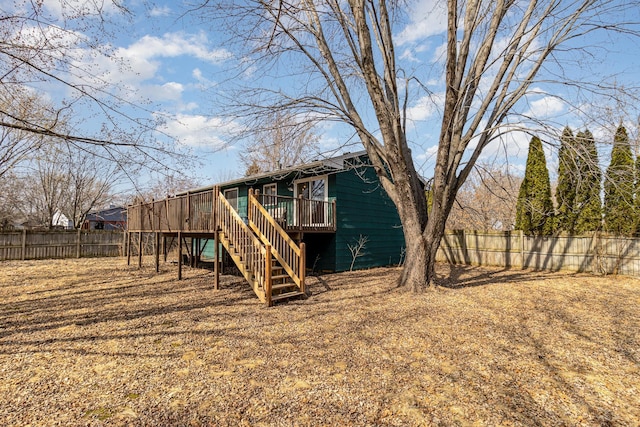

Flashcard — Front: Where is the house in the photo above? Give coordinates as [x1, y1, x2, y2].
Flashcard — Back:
[126, 151, 406, 305]
[83, 206, 127, 230]
[52, 210, 74, 229]
[206, 151, 405, 272]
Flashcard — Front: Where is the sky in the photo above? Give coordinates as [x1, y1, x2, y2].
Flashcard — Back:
[4, 0, 640, 190]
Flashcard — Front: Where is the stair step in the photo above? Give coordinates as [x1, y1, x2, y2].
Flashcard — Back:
[270, 291, 305, 303]
[271, 274, 290, 280]
[272, 282, 297, 291]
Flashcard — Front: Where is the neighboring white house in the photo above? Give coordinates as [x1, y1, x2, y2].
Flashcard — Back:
[52, 210, 74, 229]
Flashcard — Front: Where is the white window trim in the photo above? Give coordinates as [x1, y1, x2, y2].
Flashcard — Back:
[293, 175, 328, 201]
[263, 183, 277, 196]
[223, 187, 239, 210]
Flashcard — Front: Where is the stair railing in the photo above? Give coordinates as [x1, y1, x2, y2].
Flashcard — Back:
[248, 190, 305, 293]
[215, 190, 269, 294]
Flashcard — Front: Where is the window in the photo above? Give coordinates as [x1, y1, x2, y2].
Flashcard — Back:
[224, 188, 239, 211]
[262, 183, 277, 207]
[295, 176, 327, 201]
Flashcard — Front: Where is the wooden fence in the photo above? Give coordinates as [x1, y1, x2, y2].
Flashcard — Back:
[436, 230, 640, 276]
[0, 230, 125, 261]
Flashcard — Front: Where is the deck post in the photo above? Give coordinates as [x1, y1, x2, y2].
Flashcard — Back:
[138, 231, 143, 268]
[163, 235, 167, 262]
[190, 238, 195, 268]
[297, 195, 303, 231]
[165, 198, 169, 232]
[154, 232, 160, 272]
[331, 200, 337, 231]
[265, 244, 272, 307]
[126, 232, 132, 265]
[122, 228, 127, 257]
[178, 232, 183, 280]
[187, 191, 191, 231]
[212, 187, 218, 233]
[214, 229, 220, 290]
[299, 242, 306, 294]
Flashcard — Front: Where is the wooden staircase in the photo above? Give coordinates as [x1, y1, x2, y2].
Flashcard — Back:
[215, 190, 306, 306]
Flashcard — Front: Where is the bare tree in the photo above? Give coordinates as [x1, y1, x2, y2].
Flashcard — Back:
[21, 147, 69, 228]
[348, 235, 369, 271]
[240, 111, 319, 175]
[60, 149, 121, 229]
[448, 165, 522, 231]
[0, 171, 24, 229]
[0, 1, 185, 173]
[195, 0, 639, 289]
[0, 88, 53, 177]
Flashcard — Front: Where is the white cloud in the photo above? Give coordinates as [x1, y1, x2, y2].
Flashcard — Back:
[124, 32, 231, 66]
[65, 32, 231, 102]
[150, 6, 172, 17]
[138, 82, 184, 101]
[159, 114, 241, 148]
[405, 92, 445, 122]
[396, 0, 447, 45]
[43, 0, 122, 20]
[526, 96, 566, 119]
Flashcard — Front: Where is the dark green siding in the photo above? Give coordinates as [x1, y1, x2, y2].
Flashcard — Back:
[215, 158, 405, 273]
[333, 167, 404, 272]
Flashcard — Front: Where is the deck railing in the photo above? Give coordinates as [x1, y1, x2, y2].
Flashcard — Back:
[256, 194, 336, 232]
[128, 189, 218, 233]
[248, 191, 305, 291]
[216, 192, 268, 291]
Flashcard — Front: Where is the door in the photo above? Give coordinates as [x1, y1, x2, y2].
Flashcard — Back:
[295, 177, 327, 226]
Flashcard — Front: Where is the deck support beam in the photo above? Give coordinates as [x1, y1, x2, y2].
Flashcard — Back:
[126, 232, 132, 265]
[163, 235, 167, 262]
[178, 232, 183, 280]
[154, 232, 160, 273]
[137, 231, 142, 268]
[214, 229, 220, 290]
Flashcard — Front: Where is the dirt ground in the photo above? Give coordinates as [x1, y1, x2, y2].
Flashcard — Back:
[0, 257, 638, 426]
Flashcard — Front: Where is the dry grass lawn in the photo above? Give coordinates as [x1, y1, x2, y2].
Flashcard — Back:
[0, 257, 639, 426]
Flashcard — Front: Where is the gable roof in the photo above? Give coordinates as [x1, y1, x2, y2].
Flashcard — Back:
[182, 150, 368, 195]
[85, 206, 127, 222]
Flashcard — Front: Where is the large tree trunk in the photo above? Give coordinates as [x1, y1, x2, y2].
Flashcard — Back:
[397, 199, 449, 291]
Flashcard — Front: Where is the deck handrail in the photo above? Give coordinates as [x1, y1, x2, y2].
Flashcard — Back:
[216, 191, 268, 292]
[256, 194, 336, 232]
[248, 190, 304, 291]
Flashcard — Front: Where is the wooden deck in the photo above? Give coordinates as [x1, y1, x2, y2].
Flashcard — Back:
[126, 187, 336, 306]
[127, 189, 336, 235]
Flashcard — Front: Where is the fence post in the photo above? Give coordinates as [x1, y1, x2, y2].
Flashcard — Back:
[76, 228, 82, 258]
[520, 229, 525, 269]
[461, 229, 468, 264]
[21, 229, 27, 260]
[590, 231, 599, 274]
